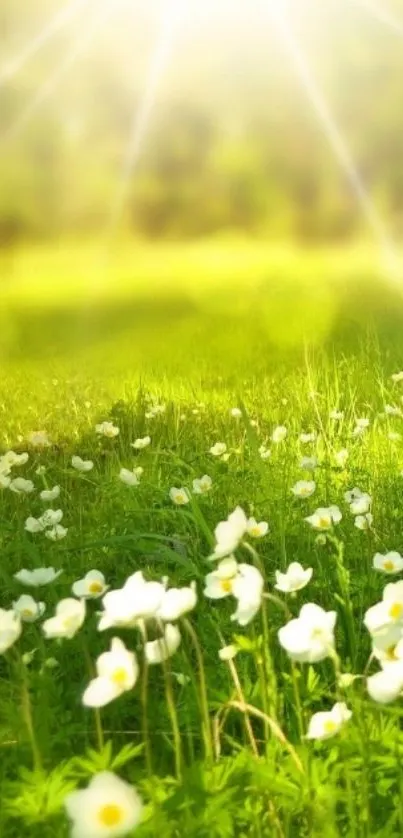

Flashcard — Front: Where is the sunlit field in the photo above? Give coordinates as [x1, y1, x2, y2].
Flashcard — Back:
[2, 242, 403, 836]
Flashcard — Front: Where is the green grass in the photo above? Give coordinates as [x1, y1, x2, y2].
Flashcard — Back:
[2, 242, 403, 836]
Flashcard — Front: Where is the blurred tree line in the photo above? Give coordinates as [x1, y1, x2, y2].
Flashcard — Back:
[1, 0, 403, 244]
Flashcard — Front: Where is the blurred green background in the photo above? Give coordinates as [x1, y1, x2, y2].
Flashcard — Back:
[2, 0, 403, 380]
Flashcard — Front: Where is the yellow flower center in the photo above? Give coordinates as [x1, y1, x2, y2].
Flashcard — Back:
[324, 720, 337, 734]
[383, 560, 395, 572]
[385, 645, 398, 661]
[318, 517, 330, 529]
[389, 602, 403, 620]
[220, 579, 233, 594]
[111, 667, 129, 686]
[88, 581, 103, 594]
[249, 527, 260, 537]
[21, 609, 34, 618]
[98, 804, 124, 827]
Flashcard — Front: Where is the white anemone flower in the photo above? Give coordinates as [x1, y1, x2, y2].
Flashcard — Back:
[192, 475, 212, 494]
[0, 609, 22, 654]
[334, 448, 349, 468]
[388, 431, 402, 442]
[258, 444, 271, 460]
[291, 480, 316, 499]
[95, 422, 119, 438]
[352, 418, 370, 437]
[39, 508, 63, 528]
[42, 598, 85, 639]
[145, 623, 181, 665]
[278, 603, 337, 663]
[9, 477, 35, 494]
[72, 571, 108, 599]
[209, 442, 227, 457]
[330, 410, 344, 420]
[131, 436, 151, 450]
[219, 644, 238, 661]
[300, 456, 318, 471]
[118, 468, 140, 487]
[271, 425, 287, 443]
[367, 667, 403, 704]
[204, 558, 239, 600]
[230, 407, 242, 418]
[392, 371, 403, 383]
[169, 487, 190, 505]
[246, 518, 269, 538]
[0, 474, 11, 489]
[306, 702, 352, 740]
[40, 485, 60, 502]
[82, 638, 139, 708]
[157, 583, 197, 621]
[231, 564, 264, 625]
[354, 513, 373, 531]
[45, 524, 68, 541]
[25, 516, 45, 533]
[64, 771, 143, 838]
[98, 572, 165, 631]
[12, 595, 45, 622]
[14, 567, 63, 587]
[1, 450, 29, 469]
[210, 506, 248, 559]
[72, 455, 94, 472]
[350, 493, 371, 516]
[28, 431, 51, 447]
[299, 432, 316, 443]
[344, 487, 363, 504]
[364, 581, 403, 636]
[373, 552, 403, 575]
[274, 562, 313, 593]
[305, 506, 342, 531]
[385, 404, 402, 416]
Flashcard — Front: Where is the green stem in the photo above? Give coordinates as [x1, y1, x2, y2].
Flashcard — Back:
[183, 618, 213, 761]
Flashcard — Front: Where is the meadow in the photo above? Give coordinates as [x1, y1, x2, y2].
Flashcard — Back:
[3, 241, 403, 837]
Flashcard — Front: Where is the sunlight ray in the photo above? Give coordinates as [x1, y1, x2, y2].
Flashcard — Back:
[265, 2, 399, 274]
[348, 0, 403, 36]
[0, 0, 91, 85]
[1, 0, 128, 145]
[107, 0, 186, 237]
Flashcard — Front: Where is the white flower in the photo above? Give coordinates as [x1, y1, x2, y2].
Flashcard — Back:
[0, 474, 11, 489]
[291, 480, 316, 499]
[246, 518, 269, 538]
[344, 487, 363, 503]
[131, 436, 151, 450]
[1, 450, 29, 469]
[392, 371, 403, 383]
[354, 513, 373, 531]
[72, 571, 108, 599]
[259, 444, 271, 460]
[28, 431, 50, 447]
[192, 475, 212, 494]
[45, 524, 68, 541]
[12, 595, 45, 622]
[385, 404, 402, 416]
[14, 567, 63, 587]
[299, 432, 316, 443]
[64, 771, 143, 838]
[352, 418, 370, 437]
[25, 516, 45, 533]
[230, 407, 242, 418]
[209, 442, 227, 457]
[119, 468, 140, 487]
[98, 572, 165, 631]
[231, 564, 264, 625]
[204, 558, 239, 599]
[72, 455, 94, 472]
[271, 425, 287, 443]
[334, 448, 349, 468]
[42, 598, 85, 639]
[39, 508, 64, 528]
[388, 431, 402, 442]
[40, 485, 60, 502]
[330, 410, 344, 420]
[157, 583, 197, 621]
[219, 644, 238, 661]
[300, 456, 318, 471]
[210, 506, 248, 559]
[9, 477, 34, 494]
[274, 562, 313, 593]
[145, 623, 181, 664]
[364, 581, 403, 636]
[35, 466, 46, 476]
[278, 603, 337, 663]
[169, 487, 190, 505]
[367, 667, 403, 704]
[306, 702, 352, 740]
[350, 493, 372, 515]
[0, 609, 21, 654]
[305, 506, 342, 530]
[82, 638, 139, 708]
[373, 552, 403, 575]
[95, 422, 119, 438]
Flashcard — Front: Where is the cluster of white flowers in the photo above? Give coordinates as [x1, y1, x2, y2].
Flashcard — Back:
[25, 508, 68, 540]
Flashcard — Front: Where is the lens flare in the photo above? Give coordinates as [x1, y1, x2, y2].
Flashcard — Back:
[348, 0, 403, 36]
